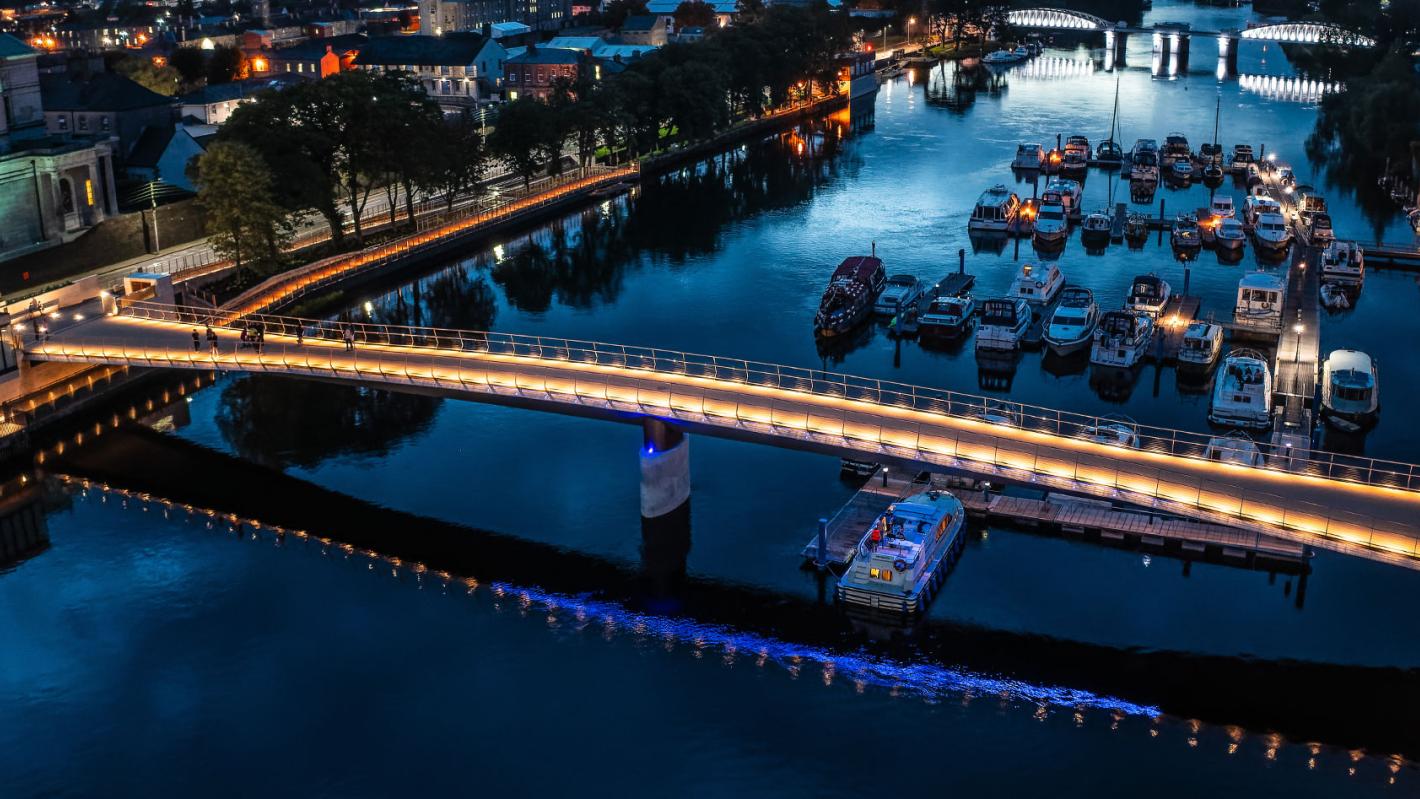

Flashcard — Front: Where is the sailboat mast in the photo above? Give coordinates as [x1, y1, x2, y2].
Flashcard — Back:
[1213, 93, 1220, 148]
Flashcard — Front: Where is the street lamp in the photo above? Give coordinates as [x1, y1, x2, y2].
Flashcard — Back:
[1292, 321, 1304, 392]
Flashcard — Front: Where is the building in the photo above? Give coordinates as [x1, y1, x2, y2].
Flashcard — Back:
[618, 15, 670, 46]
[503, 45, 583, 101]
[419, 0, 507, 37]
[644, 0, 737, 27]
[544, 35, 657, 62]
[39, 72, 174, 160]
[125, 125, 205, 193]
[354, 32, 507, 109]
[267, 33, 366, 78]
[177, 74, 307, 125]
[0, 34, 118, 263]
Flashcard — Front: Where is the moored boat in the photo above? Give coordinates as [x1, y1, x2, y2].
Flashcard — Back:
[1229, 144, 1255, 174]
[1062, 135, 1089, 175]
[1209, 349, 1273, 429]
[875, 274, 925, 315]
[1321, 349, 1379, 428]
[815, 254, 886, 337]
[836, 489, 967, 615]
[1012, 143, 1046, 170]
[1080, 210, 1112, 247]
[1032, 200, 1068, 246]
[1170, 213, 1202, 252]
[1308, 212, 1334, 245]
[1321, 240, 1364, 288]
[1204, 432, 1265, 467]
[1215, 217, 1246, 255]
[1076, 416, 1139, 448]
[969, 185, 1022, 232]
[976, 297, 1031, 351]
[1042, 178, 1081, 213]
[918, 294, 976, 340]
[1008, 262, 1065, 306]
[1124, 212, 1150, 243]
[1090, 310, 1153, 368]
[1251, 212, 1292, 256]
[1043, 286, 1099, 356]
[1233, 272, 1285, 332]
[1125, 273, 1171, 317]
[1177, 321, 1223, 371]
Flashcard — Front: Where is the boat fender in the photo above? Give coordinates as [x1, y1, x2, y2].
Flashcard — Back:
[894, 559, 908, 572]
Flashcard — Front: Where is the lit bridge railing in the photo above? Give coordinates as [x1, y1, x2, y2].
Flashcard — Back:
[31, 301, 1420, 566]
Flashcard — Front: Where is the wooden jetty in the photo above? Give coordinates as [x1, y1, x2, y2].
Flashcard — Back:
[1020, 295, 1063, 351]
[803, 468, 1310, 572]
[1147, 295, 1202, 362]
[933, 272, 975, 298]
[1109, 202, 1128, 242]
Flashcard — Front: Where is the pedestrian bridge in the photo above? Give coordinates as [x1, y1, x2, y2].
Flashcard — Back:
[25, 302, 1420, 570]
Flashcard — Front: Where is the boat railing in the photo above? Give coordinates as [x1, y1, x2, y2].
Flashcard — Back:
[94, 300, 1420, 553]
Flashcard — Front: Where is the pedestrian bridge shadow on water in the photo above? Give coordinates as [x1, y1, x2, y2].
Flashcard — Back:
[45, 424, 1420, 762]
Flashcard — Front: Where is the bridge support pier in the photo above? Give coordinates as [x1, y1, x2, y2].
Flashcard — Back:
[1217, 34, 1239, 78]
[639, 418, 691, 599]
[640, 418, 689, 519]
[1104, 30, 1127, 70]
[1175, 33, 1190, 72]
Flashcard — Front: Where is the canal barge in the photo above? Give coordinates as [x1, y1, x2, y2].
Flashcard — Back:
[836, 488, 966, 615]
[815, 255, 886, 337]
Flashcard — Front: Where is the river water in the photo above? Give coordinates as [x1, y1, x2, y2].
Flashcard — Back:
[4, 1, 1419, 794]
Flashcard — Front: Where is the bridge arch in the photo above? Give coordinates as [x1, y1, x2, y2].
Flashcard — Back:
[1005, 7, 1111, 32]
[1240, 22, 1376, 48]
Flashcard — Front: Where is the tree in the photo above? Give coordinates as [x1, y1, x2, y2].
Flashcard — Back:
[425, 112, 490, 211]
[488, 97, 560, 187]
[112, 56, 183, 96]
[673, 0, 717, 28]
[191, 141, 292, 274]
[169, 47, 206, 85]
[206, 45, 246, 84]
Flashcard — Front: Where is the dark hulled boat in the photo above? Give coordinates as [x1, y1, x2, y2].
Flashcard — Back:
[815, 255, 886, 337]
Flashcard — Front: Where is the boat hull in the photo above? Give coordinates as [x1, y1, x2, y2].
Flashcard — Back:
[1045, 332, 1093, 357]
[835, 515, 967, 616]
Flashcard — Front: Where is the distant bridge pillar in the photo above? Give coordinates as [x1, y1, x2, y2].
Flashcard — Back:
[1152, 30, 1171, 76]
[1217, 33, 1239, 77]
[640, 418, 689, 519]
[1175, 33, 1191, 72]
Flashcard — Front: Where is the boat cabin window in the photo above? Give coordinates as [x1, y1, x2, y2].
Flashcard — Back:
[868, 567, 893, 581]
[1039, 208, 1064, 220]
[1333, 383, 1371, 402]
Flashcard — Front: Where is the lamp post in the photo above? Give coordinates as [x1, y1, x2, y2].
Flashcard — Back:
[1293, 321, 1304, 394]
[908, 17, 916, 45]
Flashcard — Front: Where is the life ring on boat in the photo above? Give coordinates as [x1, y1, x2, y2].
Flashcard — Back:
[894, 559, 908, 572]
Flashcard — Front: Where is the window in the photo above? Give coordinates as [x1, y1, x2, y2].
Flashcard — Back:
[100, 116, 110, 132]
[57, 116, 67, 131]
[84, 179, 94, 207]
[868, 568, 893, 581]
[78, 115, 88, 132]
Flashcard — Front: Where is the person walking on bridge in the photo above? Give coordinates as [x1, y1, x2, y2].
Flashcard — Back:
[192, 329, 201, 352]
[343, 325, 355, 352]
[206, 325, 218, 355]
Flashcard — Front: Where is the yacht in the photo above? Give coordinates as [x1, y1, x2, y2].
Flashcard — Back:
[1169, 158, 1194, 182]
[1090, 310, 1153, 368]
[1298, 192, 1328, 226]
[918, 294, 975, 340]
[815, 255, 886, 337]
[1209, 350, 1273, 429]
[1095, 139, 1124, 165]
[1242, 193, 1282, 226]
[1131, 138, 1159, 164]
[1252, 212, 1292, 255]
[1008, 262, 1065, 306]
[976, 297, 1032, 351]
[1215, 217, 1247, 255]
[1125, 274, 1171, 317]
[1177, 321, 1223, 371]
[1062, 135, 1089, 175]
[1162, 132, 1191, 164]
[1170, 213, 1202, 252]
[1229, 144, 1255, 174]
[1042, 178, 1082, 213]
[1321, 349, 1379, 428]
[875, 274, 925, 315]
[1032, 201, 1069, 245]
[969, 185, 1022, 232]
[1321, 240, 1365, 288]
[1233, 272, 1285, 332]
[1042, 286, 1099, 356]
[836, 488, 967, 615]
[1012, 143, 1045, 170]
[1131, 149, 1159, 183]
[1076, 417, 1138, 447]
[1209, 195, 1236, 219]
[1124, 212, 1150, 243]
[1309, 212, 1335, 245]
[1080, 210, 1112, 247]
[1204, 432, 1265, 467]
[1320, 282, 1351, 310]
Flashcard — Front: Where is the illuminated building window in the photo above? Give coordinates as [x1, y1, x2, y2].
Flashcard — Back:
[84, 179, 94, 207]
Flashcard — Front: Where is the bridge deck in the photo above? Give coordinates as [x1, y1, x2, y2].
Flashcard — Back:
[26, 305, 1420, 569]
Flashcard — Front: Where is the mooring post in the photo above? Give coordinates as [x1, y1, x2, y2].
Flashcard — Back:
[816, 517, 828, 570]
[881, 466, 889, 487]
[958, 247, 965, 274]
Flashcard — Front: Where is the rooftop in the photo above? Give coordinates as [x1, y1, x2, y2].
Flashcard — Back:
[271, 33, 367, 62]
[0, 32, 36, 59]
[507, 46, 583, 66]
[354, 32, 495, 66]
[621, 15, 662, 32]
[40, 72, 173, 112]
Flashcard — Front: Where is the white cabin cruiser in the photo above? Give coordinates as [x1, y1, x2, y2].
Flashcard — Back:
[1242, 193, 1281, 226]
[1043, 178, 1082, 213]
[1032, 201, 1069, 245]
[1215, 217, 1246, 254]
[1321, 240, 1364, 288]
[1309, 212, 1335, 245]
[1125, 274, 1171, 318]
[976, 297, 1032, 351]
[1076, 417, 1139, 448]
[1252, 212, 1292, 255]
[1321, 349, 1379, 427]
[1090, 310, 1153, 368]
[1043, 286, 1099, 356]
[1171, 213, 1202, 251]
[875, 274, 925, 315]
[918, 295, 975, 340]
[1209, 350, 1273, 429]
[1177, 321, 1223, 371]
[836, 489, 967, 615]
[1204, 432, 1265, 467]
[1209, 195, 1236, 219]
[1009, 262, 1065, 306]
[969, 185, 1022, 232]
[1080, 210, 1112, 247]
[1233, 272, 1285, 333]
[1013, 143, 1045, 170]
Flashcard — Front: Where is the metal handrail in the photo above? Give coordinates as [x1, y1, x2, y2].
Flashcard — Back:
[115, 299, 1420, 504]
[35, 316, 1420, 563]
